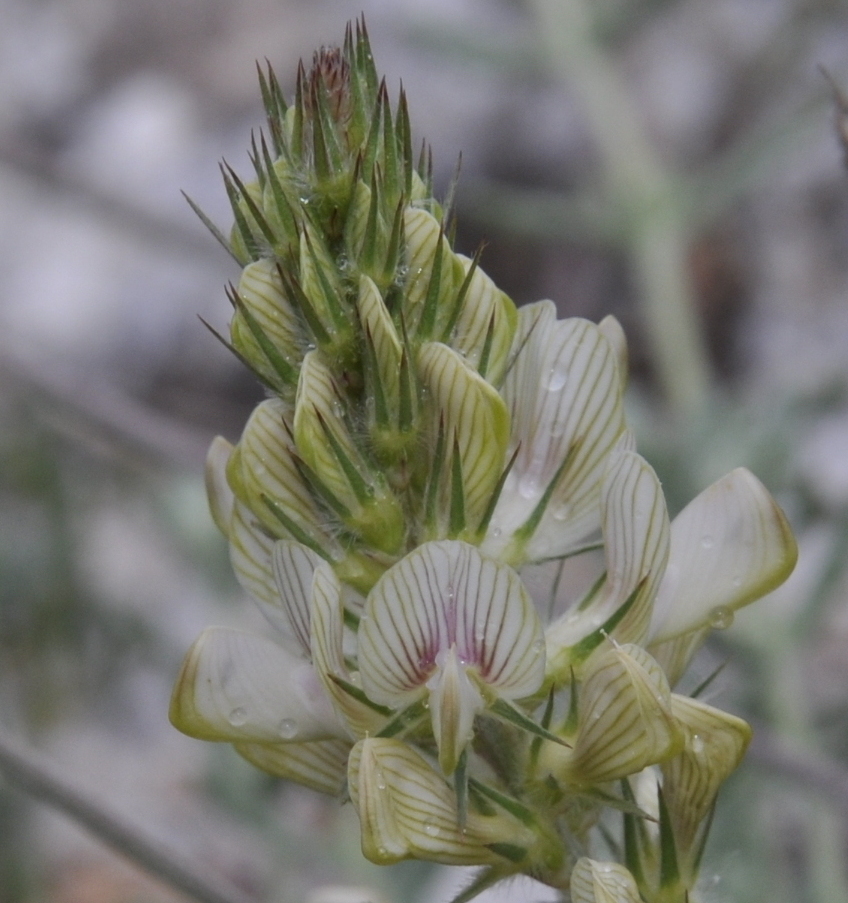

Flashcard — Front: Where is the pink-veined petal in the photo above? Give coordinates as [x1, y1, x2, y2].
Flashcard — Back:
[358, 541, 545, 707]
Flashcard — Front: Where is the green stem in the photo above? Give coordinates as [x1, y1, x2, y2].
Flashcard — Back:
[528, 0, 711, 419]
[0, 731, 259, 903]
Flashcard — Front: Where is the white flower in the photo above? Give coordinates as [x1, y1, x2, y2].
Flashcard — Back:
[546, 447, 797, 686]
[482, 301, 627, 566]
[357, 541, 545, 774]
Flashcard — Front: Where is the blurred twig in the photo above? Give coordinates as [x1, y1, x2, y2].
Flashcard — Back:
[528, 0, 711, 420]
[0, 731, 261, 903]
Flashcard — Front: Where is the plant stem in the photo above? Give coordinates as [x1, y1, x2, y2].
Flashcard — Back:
[0, 730, 260, 903]
[528, 0, 712, 419]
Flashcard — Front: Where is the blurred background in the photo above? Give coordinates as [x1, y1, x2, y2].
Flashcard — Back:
[1, 0, 847, 901]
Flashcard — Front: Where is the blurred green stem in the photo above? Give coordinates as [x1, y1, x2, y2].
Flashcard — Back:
[763, 627, 848, 903]
[0, 731, 259, 903]
[528, 0, 711, 419]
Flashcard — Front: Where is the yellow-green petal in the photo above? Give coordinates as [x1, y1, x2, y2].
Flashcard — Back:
[650, 467, 798, 643]
[564, 644, 682, 786]
[348, 738, 538, 866]
[570, 858, 641, 903]
[418, 343, 509, 535]
[661, 695, 752, 857]
[235, 738, 351, 796]
[169, 627, 346, 743]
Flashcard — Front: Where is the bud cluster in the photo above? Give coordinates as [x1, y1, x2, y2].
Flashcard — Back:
[171, 21, 798, 903]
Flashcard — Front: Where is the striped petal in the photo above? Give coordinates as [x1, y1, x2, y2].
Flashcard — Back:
[546, 451, 669, 681]
[169, 627, 347, 743]
[271, 540, 324, 659]
[205, 436, 235, 538]
[570, 859, 641, 903]
[310, 559, 384, 737]
[566, 644, 681, 786]
[649, 468, 797, 644]
[294, 350, 405, 553]
[357, 274, 402, 420]
[403, 208, 459, 338]
[230, 257, 302, 387]
[229, 397, 328, 547]
[449, 255, 517, 385]
[661, 695, 751, 857]
[358, 541, 544, 772]
[228, 500, 284, 633]
[235, 738, 351, 796]
[348, 738, 537, 866]
[484, 303, 626, 563]
[418, 343, 510, 534]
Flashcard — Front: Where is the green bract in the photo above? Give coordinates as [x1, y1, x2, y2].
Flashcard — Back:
[171, 20, 798, 903]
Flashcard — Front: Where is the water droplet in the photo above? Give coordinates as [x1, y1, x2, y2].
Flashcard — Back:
[532, 639, 545, 656]
[732, 574, 743, 588]
[377, 846, 388, 857]
[279, 718, 298, 739]
[543, 365, 568, 392]
[424, 822, 440, 837]
[552, 503, 571, 522]
[518, 473, 542, 500]
[491, 526, 502, 538]
[709, 606, 734, 630]
[690, 735, 705, 756]
[227, 707, 248, 727]
[701, 535, 714, 549]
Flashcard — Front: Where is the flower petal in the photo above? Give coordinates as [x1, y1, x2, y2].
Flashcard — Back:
[565, 644, 681, 786]
[646, 628, 708, 687]
[485, 303, 625, 562]
[403, 208, 459, 338]
[449, 255, 517, 385]
[205, 436, 235, 538]
[169, 627, 347, 743]
[230, 257, 302, 387]
[271, 540, 324, 659]
[310, 559, 385, 737]
[418, 344, 510, 534]
[228, 500, 286, 633]
[348, 738, 538, 866]
[235, 738, 351, 796]
[661, 695, 751, 856]
[570, 858, 641, 903]
[649, 468, 798, 643]
[546, 451, 669, 679]
[597, 315, 629, 396]
[229, 397, 328, 547]
[358, 541, 545, 706]
[426, 645, 486, 775]
[294, 350, 405, 553]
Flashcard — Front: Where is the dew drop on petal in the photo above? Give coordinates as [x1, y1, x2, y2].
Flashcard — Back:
[690, 734, 705, 756]
[424, 822, 440, 837]
[543, 365, 568, 392]
[518, 473, 542, 500]
[552, 503, 571, 522]
[732, 574, 743, 588]
[279, 718, 298, 739]
[227, 707, 248, 727]
[708, 606, 734, 630]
